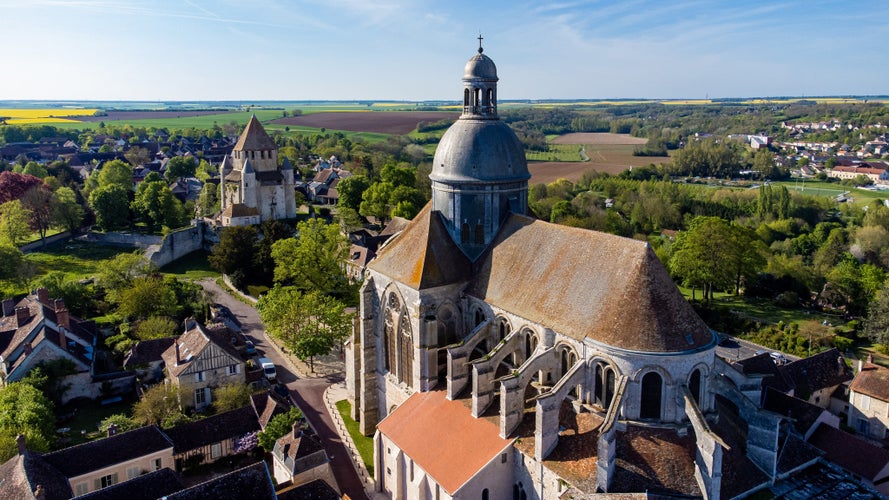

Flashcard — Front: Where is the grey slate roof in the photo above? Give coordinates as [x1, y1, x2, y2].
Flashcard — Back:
[76, 467, 182, 500]
[164, 406, 259, 454]
[164, 461, 275, 499]
[41, 426, 173, 478]
[0, 451, 71, 500]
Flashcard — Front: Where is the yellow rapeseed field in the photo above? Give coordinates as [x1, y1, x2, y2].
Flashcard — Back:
[0, 108, 97, 124]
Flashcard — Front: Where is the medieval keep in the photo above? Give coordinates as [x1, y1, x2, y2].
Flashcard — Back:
[344, 43, 831, 499]
[218, 115, 297, 226]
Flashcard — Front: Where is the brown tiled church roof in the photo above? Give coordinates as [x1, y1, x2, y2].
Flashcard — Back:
[369, 203, 472, 290]
[470, 213, 712, 353]
[233, 115, 277, 151]
[377, 390, 511, 495]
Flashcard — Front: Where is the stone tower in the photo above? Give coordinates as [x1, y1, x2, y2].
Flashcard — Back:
[429, 39, 530, 260]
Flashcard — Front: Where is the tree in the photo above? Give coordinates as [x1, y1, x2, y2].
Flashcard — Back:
[257, 286, 352, 372]
[124, 146, 150, 168]
[96, 159, 133, 191]
[100, 414, 140, 433]
[20, 185, 53, 242]
[0, 171, 42, 204]
[132, 180, 184, 231]
[89, 184, 130, 230]
[0, 382, 55, 461]
[271, 218, 349, 295]
[50, 186, 84, 233]
[336, 175, 370, 212]
[164, 156, 197, 182]
[208, 226, 258, 288]
[0, 200, 32, 246]
[257, 407, 303, 452]
[212, 383, 253, 413]
[195, 183, 219, 217]
[752, 150, 778, 179]
[864, 284, 889, 346]
[0, 245, 22, 281]
[133, 384, 184, 427]
[134, 316, 177, 340]
[359, 181, 392, 224]
[97, 252, 154, 301]
[116, 276, 177, 320]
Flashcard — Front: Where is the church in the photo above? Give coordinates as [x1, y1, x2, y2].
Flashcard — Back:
[345, 43, 820, 499]
[218, 115, 297, 226]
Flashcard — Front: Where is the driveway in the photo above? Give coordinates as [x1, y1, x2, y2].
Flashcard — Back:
[198, 279, 369, 500]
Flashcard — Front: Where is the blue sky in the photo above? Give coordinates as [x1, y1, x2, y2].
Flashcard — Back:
[1, 0, 886, 101]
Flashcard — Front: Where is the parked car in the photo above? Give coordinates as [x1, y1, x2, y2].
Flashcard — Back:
[258, 357, 277, 382]
[244, 340, 257, 356]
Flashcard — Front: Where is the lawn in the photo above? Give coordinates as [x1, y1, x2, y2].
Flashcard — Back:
[335, 399, 374, 476]
[678, 288, 839, 327]
[56, 395, 135, 447]
[25, 242, 134, 279]
[159, 249, 219, 279]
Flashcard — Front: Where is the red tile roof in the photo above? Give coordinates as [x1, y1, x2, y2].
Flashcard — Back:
[376, 390, 512, 495]
[808, 423, 889, 482]
[851, 362, 889, 402]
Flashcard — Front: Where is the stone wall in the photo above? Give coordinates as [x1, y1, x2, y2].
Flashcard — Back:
[144, 224, 207, 268]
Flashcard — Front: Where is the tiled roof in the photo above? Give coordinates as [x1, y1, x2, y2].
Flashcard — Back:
[233, 116, 277, 152]
[850, 362, 889, 402]
[762, 388, 826, 436]
[161, 321, 242, 378]
[777, 348, 852, 398]
[470, 213, 713, 352]
[165, 406, 259, 454]
[276, 479, 340, 500]
[808, 423, 889, 482]
[733, 352, 780, 377]
[164, 461, 275, 499]
[369, 204, 473, 290]
[220, 203, 260, 219]
[123, 337, 176, 368]
[251, 392, 291, 429]
[612, 425, 700, 495]
[0, 451, 71, 500]
[76, 467, 182, 500]
[41, 426, 173, 478]
[273, 428, 325, 470]
[376, 390, 512, 495]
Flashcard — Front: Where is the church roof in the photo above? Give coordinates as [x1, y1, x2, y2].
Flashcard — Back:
[430, 119, 529, 184]
[368, 203, 472, 290]
[233, 115, 277, 151]
[376, 390, 512, 495]
[468, 214, 713, 353]
[221, 204, 260, 218]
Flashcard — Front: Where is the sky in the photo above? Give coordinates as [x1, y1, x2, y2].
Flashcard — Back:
[1, 0, 887, 102]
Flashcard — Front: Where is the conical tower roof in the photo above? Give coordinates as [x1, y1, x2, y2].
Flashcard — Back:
[233, 115, 276, 151]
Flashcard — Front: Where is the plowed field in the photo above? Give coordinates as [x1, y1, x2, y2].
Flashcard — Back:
[72, 110, 234, 122]
[271, 111, 458, 135]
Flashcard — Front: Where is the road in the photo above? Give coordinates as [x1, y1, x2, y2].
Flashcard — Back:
[715, 334, 799, 364]
[199, 279, 369, 500]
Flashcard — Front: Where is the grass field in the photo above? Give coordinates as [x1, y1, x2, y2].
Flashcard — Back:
[774, 179, 889, 206]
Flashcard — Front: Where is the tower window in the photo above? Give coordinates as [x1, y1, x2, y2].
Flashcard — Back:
[461, 223, 470, 244]
[474, 224, 484, 244]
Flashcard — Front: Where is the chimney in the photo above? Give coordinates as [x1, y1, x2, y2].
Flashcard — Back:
[36, 287, 49, 305]
[16, 434, 26, 455]
[868, 353, 874, 364]
[175, 342, 181, 365]
[859, 358, 864, 373]
[838, 356, 845, 374]
[292, 422, 301, 439]
[33, 485, 45, 500]
[1, 298, 13, 317]
[58, 327, 67, 351]
[107, 423, 119, 437]
[183, 317, 197, 332]
[56, 307, 70, 331]
[53, 298, 65, 312]
[15, 307, 30, 327]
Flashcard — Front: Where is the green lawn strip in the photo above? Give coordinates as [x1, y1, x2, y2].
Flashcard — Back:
[335, 399, 374, 476]
[25, 242, 134, 279]
[159, 249, 219, 279]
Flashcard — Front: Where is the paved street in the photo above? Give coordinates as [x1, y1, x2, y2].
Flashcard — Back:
[198, 279, 369, 500]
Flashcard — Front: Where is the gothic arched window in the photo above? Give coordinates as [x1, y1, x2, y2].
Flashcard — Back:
[640, 371, 663, 420]
[383, 294, 400, 375]
[398, 304, 413, 385]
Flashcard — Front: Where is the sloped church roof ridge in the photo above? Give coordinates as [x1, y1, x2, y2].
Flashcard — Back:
[233, 114, 277, 151]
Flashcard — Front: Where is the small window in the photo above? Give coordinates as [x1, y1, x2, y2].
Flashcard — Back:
[195, 387, 207, 406]
[501, 453, 507, 464]
[75, 483, 88, 496]
[211, 442, 222, 459]
[195, 371, 205, 382]
[127, 467, 140, 480]
[228, 364, 239, 375]
[461, 223, 470, 244]
[154, 458, 162, 470]
[98, 473, 117, 489]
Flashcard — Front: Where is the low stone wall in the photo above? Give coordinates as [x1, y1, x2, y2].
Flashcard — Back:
[144, 223, 208, 268]
[20, 231, 73, 253]
[77, 231, 163, 248]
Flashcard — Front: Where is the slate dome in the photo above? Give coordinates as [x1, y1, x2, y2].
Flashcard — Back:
[464, 52, 498, 81]
[430, 119, 529, 183]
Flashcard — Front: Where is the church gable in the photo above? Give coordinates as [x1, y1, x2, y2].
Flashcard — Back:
[469, 213, 712, 353]
[368, 203, 472, 290]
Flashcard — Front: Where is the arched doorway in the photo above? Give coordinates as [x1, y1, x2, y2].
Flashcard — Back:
[640, 372, 663, 420]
